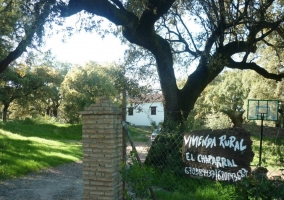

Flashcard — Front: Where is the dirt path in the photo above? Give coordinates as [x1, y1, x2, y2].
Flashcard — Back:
[0, 161, 82, 200]
[0, 142, 150, 200]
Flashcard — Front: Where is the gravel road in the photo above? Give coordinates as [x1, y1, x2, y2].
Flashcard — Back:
[0, 161, 82, 200]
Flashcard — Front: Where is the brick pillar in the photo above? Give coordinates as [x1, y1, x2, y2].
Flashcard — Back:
[80, 97, 123, 200]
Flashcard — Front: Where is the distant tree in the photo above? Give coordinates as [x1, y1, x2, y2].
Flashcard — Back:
[34, 53, 70, 118]
[203, 70, 250, 127]
[205, 112, 232, 130]
[8, 52, 70, 119]
[0, 64, 52, 121]
[60, 62, 119, 123]
[244, 42, 284, 126]
[245, 43, 284, 101]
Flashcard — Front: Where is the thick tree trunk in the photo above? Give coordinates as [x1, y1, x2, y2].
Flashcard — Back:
[179, 62, 224, 119]
[2, 104, 9, 122]
[46, 107, 51, 116]
[122, 23, 182, 129]
[153, 37, 182, 129]
[52, 108, 58, 118]
[231, 112, 244, 128]
[222, 110, 245, 128]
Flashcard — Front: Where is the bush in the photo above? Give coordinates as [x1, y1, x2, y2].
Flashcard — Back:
[144, 132, 184, 175]
[235, 175, 284, 199]
[205, 113, 232, 130]
[120, 151, 153, 200]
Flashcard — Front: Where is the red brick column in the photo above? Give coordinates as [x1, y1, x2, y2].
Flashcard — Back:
[80, 97, 122, 200]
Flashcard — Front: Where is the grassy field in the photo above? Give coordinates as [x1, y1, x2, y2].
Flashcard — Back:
[250, 135, 284, 167]
[0, 119, 82, 181]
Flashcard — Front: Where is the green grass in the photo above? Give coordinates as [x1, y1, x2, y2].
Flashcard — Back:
[0, 119, 82, 181]
[154, 182, 226, 200]
[250, 135, 284, 167]
[127, 126, 152, 142]
[151, 170, 236, 200]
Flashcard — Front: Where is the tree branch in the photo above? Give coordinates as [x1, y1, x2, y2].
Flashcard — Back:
[60, 0, 136, 28]
[222, 41, 253, 56]
[0, 0, 56, 74]
[228, 58, 284, 81]
[109, 0, 126, 10]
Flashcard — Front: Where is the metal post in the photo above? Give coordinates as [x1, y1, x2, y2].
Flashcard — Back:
[258, 113, 264, 167]
[122, 122, 157, 200]
[122, 89, 127, 199]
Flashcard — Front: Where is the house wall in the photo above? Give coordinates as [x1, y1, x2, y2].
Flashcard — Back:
[126, 101, 164, 126]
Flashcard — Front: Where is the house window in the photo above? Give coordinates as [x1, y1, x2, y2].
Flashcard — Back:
[150, 107, 157, 115]
[128, 107, 134, 116]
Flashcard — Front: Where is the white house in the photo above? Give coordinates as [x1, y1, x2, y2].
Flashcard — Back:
[126, 94, 164, 126]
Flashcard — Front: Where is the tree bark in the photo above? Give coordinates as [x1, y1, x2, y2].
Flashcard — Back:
[2, 104, 9, 122]
[46, 107, 51, 117]
[222, 110, 245, 128]
[52, 104, 59, 118]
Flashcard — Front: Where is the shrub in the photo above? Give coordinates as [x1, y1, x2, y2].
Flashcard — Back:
[120, 151, 153, 200]
[144, 132, 184, 176]
[235, 175, 284, 199]
[205, 113, 232, 130]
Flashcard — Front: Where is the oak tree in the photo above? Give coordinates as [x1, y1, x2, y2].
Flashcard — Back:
[204, 70, 249, 127]
[59, 0, 284, 128]
[60, 62, 119, 123]
[0, 63, 54, 121]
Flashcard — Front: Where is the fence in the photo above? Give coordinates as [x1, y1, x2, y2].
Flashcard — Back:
[122, 123, 284, 200]
[80, 98, 284, 200]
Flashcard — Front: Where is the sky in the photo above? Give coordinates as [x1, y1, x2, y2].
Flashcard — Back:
[44, 31, 127, 65]
[43, 13, 128, 65]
